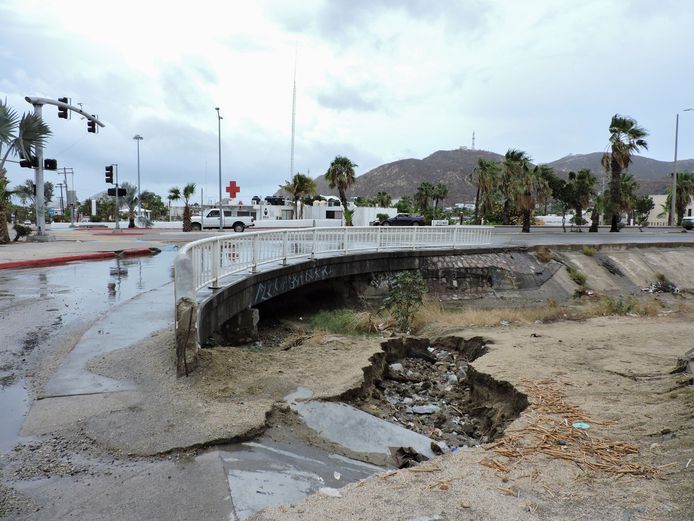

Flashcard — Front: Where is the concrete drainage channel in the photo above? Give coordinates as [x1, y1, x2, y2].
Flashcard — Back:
[216, 334, 529, 520]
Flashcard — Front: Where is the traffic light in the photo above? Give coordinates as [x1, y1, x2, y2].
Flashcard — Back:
[87, 115, 96, 133]
[19, 156, 38, 168]
[105, 165, 114, 184]
[58, 97, 69, 119]
[107, 188, 126, 197]
[44, 159, 57, 170]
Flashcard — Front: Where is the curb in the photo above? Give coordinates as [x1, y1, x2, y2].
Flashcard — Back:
[0, 247, 161, 270]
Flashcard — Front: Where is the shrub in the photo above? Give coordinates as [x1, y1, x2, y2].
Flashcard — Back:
[376, 213, 389, 222]
[567, 267, 587, 286]
[382, 271, 427, 333]
[582, 245, 597, 256]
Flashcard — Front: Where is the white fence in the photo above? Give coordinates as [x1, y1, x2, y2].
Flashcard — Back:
[179, 225, 494, 292]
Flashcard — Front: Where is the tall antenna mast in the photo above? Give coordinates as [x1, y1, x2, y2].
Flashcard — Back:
[471, 131, 476, 150]
[290, 44, 297, 178]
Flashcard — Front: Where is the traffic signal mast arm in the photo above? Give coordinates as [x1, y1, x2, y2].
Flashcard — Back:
[24, 96, 106, 129]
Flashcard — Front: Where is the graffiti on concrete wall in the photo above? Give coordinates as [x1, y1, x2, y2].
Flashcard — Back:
[253, 265, 333, 304]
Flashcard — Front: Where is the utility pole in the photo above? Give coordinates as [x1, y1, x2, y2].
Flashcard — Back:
[133, 134, 143, 220]
[290, 45, 297, 178]
[215, 107, 223, 231]
[114, 164, 121, 231]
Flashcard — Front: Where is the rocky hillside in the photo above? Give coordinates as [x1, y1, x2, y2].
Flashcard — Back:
[307, 149, 694, 203]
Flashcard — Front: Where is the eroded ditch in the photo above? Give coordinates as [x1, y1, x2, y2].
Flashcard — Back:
[340, 334, 529, 466]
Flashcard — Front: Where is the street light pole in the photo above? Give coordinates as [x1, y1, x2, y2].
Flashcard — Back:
[215, 107, 223, 231]
[671, 108, 693, 226]
[133, 134, 143, 220]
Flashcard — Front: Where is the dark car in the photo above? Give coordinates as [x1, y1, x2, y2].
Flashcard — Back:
[374, 213, 426, 226]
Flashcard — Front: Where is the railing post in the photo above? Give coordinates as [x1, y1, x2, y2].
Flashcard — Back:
[210, 240, 220, 289]
[252, 234, 258, 272]
[377, 225, 381, 252]
[282, 230, 288, 265]
[412, 225, 418, 250]
[343, 227, 348, 255]
[311, 228, 317, 259]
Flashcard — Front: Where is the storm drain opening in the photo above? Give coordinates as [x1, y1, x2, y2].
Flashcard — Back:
[346, 335, 528, 466]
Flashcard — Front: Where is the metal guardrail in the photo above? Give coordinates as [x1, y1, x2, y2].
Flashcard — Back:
[178, 225, 494, 292]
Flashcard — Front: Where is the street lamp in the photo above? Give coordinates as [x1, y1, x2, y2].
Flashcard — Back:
[215, 107, 223, 231]
[133, 134, 143, 220]
[671, 109, 693, 226]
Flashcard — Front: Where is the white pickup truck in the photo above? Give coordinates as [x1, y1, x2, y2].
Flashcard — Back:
[190, 208, 255, 232]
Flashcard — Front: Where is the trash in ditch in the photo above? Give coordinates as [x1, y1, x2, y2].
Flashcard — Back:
[412, 404, 440, 415]
[333, 471, 341, 481]
[572, 421, 590, 429]
[390, 446, 430, 469]
[318, 487, 342, 498]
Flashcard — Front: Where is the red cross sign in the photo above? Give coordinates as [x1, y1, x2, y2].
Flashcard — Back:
[225, 181, 241, 199]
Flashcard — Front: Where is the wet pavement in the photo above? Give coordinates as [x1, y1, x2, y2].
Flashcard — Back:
[0, 249, 177, 452]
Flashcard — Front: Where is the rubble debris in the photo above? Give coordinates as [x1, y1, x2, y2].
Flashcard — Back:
[390, 446, 430, 469]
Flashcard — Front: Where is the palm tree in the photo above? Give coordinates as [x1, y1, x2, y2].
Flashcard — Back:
[432, 183, 448, 210]
[281, 173, 316, 219]
[471, 159, 501, 224]
[121, 182, 138, 228]
[324, 155, 357, 225]
[181, 183, 196, 231]
[513, 163, 551, 233]
[603, 114, 648, 232]
[502, 149, 532, 225]
[374, 191, 392, 208]
[619, 173, 639, 225]
[0, 100, 51, 243]
[168, 187, 180, 222]
[661, 171, 694, 226]
[569, 169, 597, 230]
[414, 181, 435, 213]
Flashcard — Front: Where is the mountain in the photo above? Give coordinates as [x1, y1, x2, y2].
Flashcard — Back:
[311, 149, 504, 203]
[294, 149, 694, 203]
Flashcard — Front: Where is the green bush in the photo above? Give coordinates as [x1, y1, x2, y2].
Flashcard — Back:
[567, 267, 587, 286]
[382, 271, 428, 333]
[582, 245, 598, 256]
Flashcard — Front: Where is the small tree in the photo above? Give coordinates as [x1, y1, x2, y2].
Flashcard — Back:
[382, 271, 427, 333]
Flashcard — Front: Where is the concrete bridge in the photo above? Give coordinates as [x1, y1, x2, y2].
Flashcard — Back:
[173, 225, 494, 375]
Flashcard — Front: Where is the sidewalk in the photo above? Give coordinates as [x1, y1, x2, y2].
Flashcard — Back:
[0, 226, 178, 269]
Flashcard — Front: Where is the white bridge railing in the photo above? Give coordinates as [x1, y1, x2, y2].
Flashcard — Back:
[179, 225, 494, 292]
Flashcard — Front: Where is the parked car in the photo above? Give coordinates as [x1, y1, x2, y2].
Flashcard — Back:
[190, 208, 255, 232]
[373, 213, 426, 226]
[682, 216, 694, 230]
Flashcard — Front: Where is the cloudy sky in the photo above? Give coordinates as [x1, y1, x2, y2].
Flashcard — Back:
[2, 0, 693, 205]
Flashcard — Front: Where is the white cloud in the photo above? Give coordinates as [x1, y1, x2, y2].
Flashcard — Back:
[1, 0, 693, 205]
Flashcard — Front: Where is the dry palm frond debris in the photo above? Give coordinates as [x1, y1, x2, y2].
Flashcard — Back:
[482, 380, 661, 479]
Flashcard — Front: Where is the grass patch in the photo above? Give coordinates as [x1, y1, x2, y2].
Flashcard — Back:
[586, 296, 661, 317]
[567, 267, 587, 286]
[582, 245, 598, 256]
[307, 309, 378, 335]
[413, 299, 568, 331]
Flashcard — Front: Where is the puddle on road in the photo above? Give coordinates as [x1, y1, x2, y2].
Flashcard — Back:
[0, 381, 29, 452]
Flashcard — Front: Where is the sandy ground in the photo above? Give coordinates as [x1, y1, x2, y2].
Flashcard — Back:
[6, 308, 694, 519]
[250, 315, 694, 521]
[79, 330, 383, 455]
